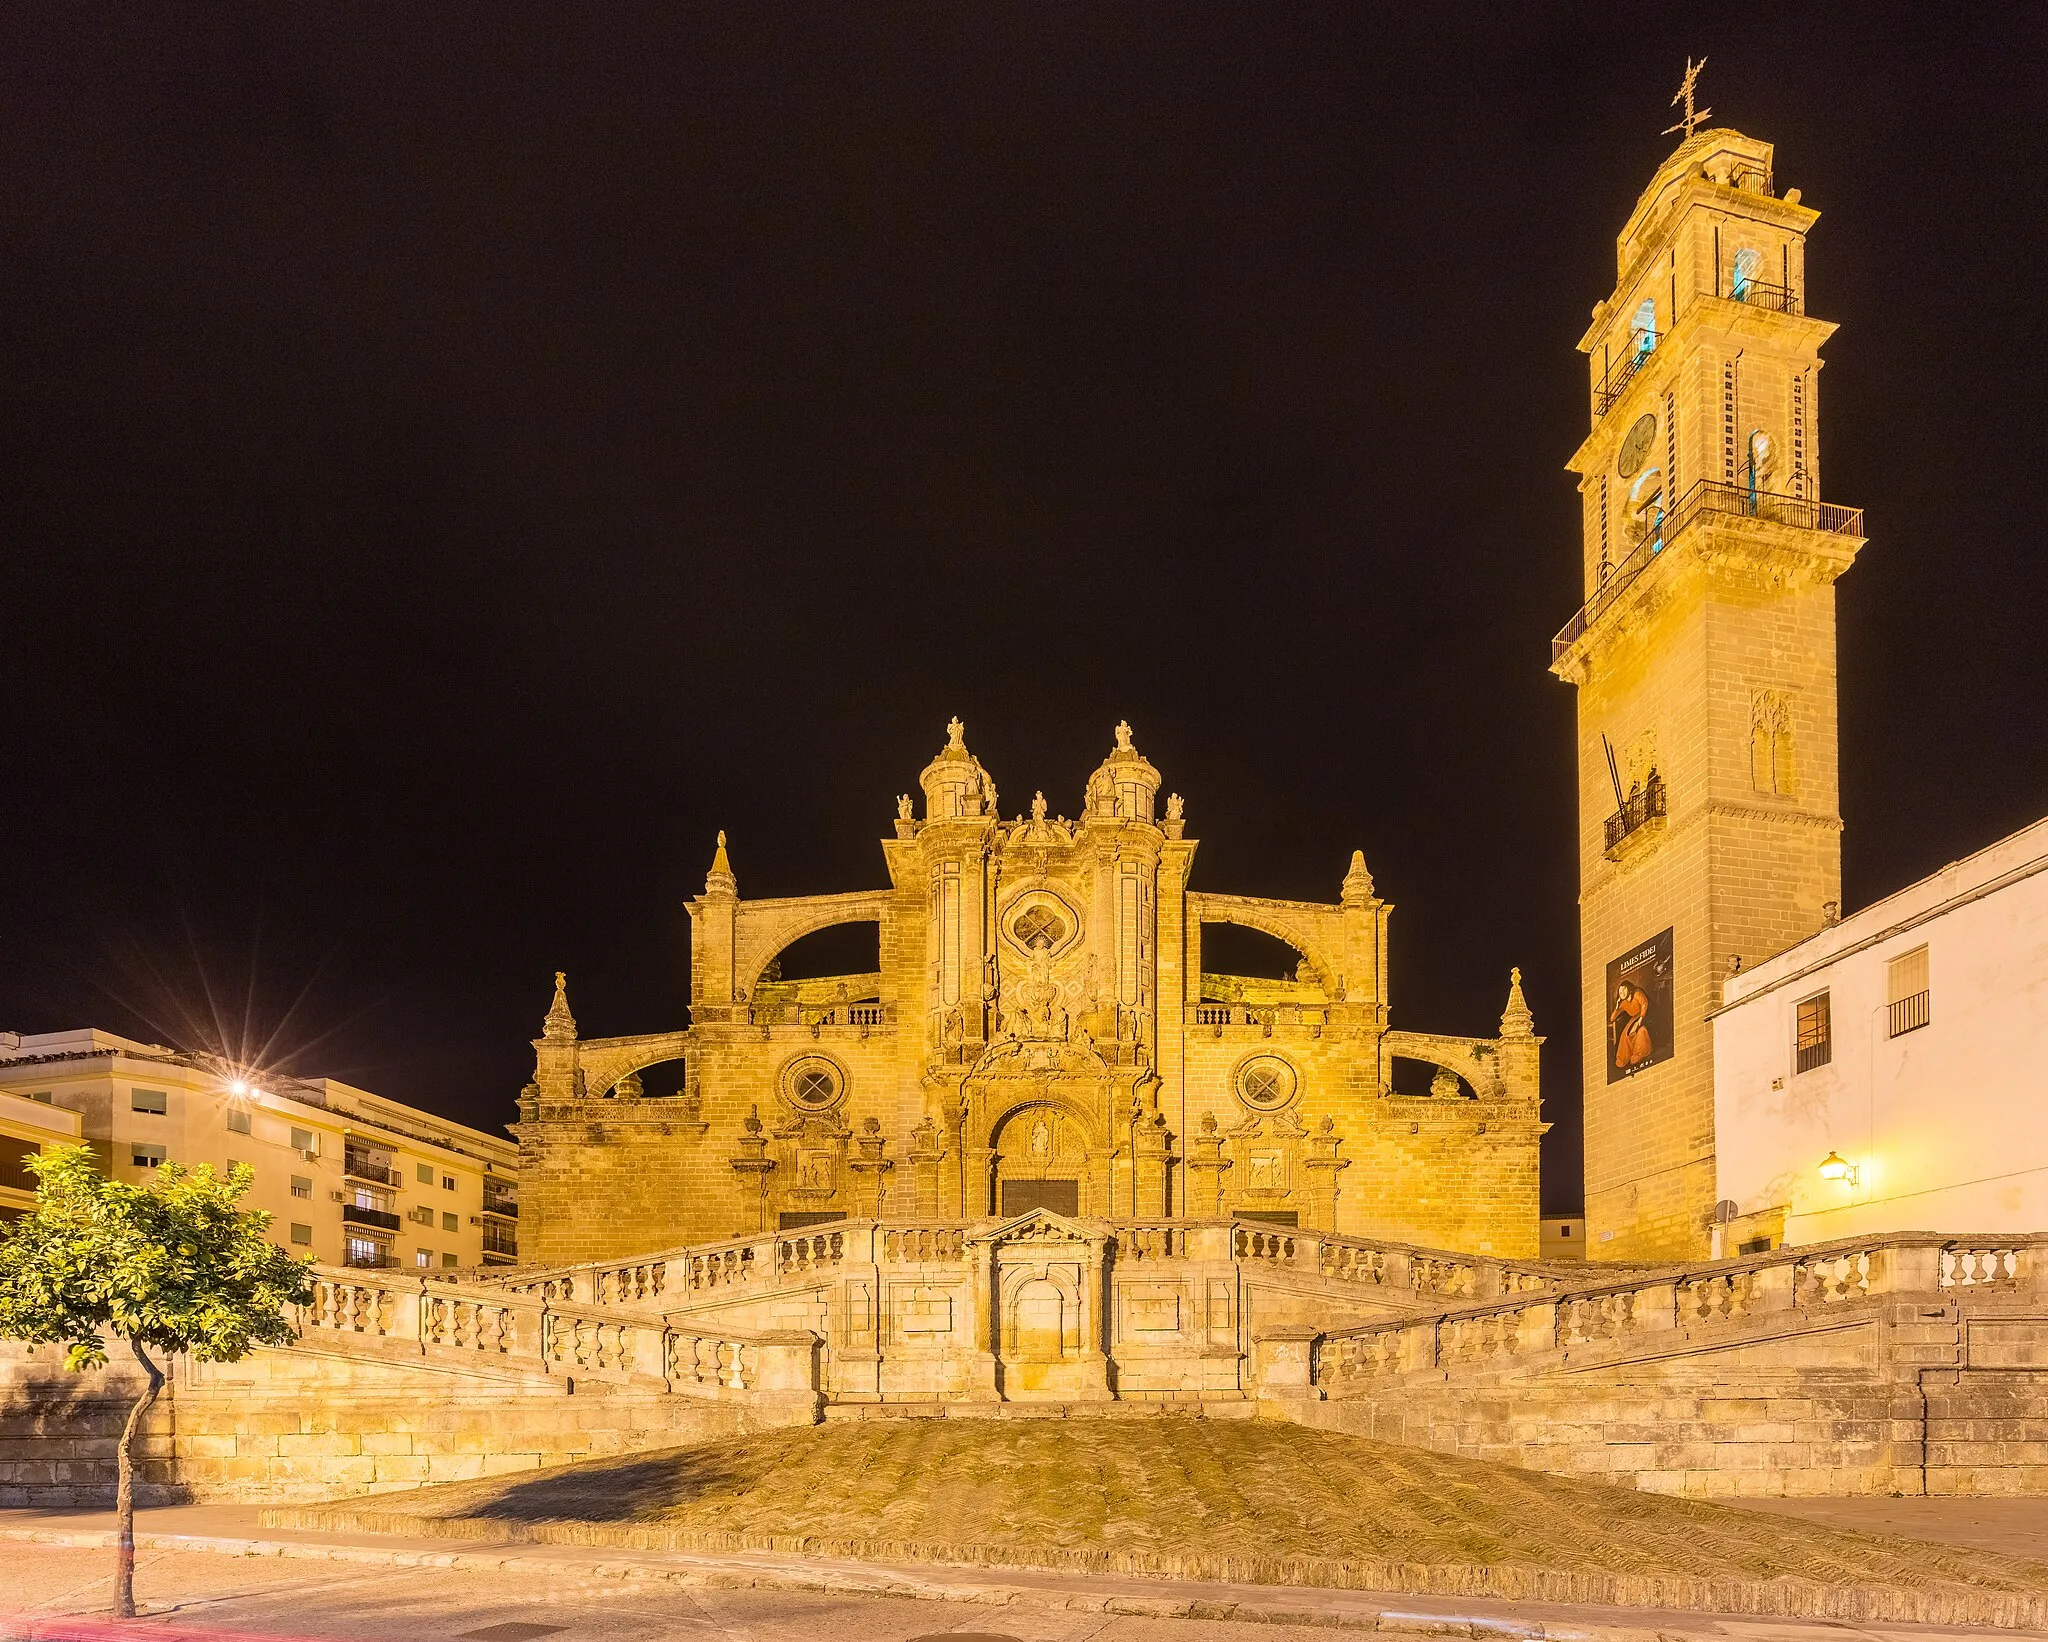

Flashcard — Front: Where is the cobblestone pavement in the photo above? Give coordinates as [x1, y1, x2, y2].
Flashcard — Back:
[1735, 1496, 2048, 1563]
[4, 1508, 2048, 1642]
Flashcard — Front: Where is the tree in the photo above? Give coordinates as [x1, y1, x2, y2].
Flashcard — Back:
[0, 1145, 315, 1618]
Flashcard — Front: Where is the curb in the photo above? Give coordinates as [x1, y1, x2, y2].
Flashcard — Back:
[258, 1506, 2048, 1631]
[0, 1525, 1733, 1640]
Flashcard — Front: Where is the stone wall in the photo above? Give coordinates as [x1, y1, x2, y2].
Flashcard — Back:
[1288, 1234, 2048, 1497]
[0, 1342, 752, 1506]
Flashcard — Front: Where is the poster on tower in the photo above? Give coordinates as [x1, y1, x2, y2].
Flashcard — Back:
[1605, 927, 1674, 1082]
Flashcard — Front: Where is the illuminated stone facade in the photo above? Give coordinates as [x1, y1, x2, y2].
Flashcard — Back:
[515, 721, 1543, 1264]
[1552, 128, 1864, 1261]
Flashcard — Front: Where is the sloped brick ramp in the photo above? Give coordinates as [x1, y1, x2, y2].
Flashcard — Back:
[264, 1413, 2048, 1627]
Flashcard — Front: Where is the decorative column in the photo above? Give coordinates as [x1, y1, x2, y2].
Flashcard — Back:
[1301, 1115, 1349, 1232]
[1131, 1098, 1175, 1219]
[848, 1117, 895, 1219]
[1077, 1229, 1113, 1400]
[1185, 1112, 1231, 1217]
[687, 833, 742, 1023]
[532, 971, 581, 1101]
[906, 1116, 948, 1219]
[729, 1106, 776, 1234]
[1497, 967, 1542, 1103]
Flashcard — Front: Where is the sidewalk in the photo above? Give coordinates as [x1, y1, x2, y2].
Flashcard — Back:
[3, 1502, 2045, 1642]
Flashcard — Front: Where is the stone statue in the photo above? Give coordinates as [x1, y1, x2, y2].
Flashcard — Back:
[1114, 720, 1134, 752]
[897, 793, 913, 821]
[1166, 792, 1184, 821]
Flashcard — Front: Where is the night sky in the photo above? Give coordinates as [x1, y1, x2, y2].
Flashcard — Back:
[5, 7, 2046, 1213]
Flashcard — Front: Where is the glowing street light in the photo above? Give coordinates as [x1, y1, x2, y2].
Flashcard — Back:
[1818, 1151, 1858, 1185]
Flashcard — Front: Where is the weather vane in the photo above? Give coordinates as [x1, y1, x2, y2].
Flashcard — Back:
[1662, 56, 1711, 141]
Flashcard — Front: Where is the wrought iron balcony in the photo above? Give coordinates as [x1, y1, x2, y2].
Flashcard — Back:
[482, 1225, 519, 1257]
[341, 1202, 401, 1232]
[342, 1152, 397, 1187]
[1593, 339, 1655, 417]
[342, 1248, 398, 1270]
[1553, 480, 1864, 661]
[1604, 774, 1667, 855]
[1730, 279, 1800, 315]
[482, 1194, 519, 1220]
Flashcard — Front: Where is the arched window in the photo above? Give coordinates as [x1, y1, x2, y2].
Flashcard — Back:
[1631, 297, 1657, 356]
[1746, 428, 1775, 506]
[1731, 246, 1763, 300]
[1628, 467, 1664, 551]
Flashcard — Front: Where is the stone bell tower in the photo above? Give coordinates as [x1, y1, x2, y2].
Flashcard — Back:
[1551, 122, 1865, 1260]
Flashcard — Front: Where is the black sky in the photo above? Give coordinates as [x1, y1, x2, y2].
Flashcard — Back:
[4, 5, 2046, 1213]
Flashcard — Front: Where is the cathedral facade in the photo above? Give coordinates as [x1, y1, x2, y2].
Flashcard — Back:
[516, 721, 1543, 1263]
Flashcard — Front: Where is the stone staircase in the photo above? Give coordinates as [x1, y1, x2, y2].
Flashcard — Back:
[10, 1217, 2044, 1503]
[1279, 1233, 2048, 1498]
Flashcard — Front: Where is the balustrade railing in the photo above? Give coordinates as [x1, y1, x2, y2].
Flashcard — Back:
[1553, 480, 1865, 661]
[1314, 1234, 2048, 1396]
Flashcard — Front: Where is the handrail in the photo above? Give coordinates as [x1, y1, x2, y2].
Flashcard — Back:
[1554, 479, 1864, 661]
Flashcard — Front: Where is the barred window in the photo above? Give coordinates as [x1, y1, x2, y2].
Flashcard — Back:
[1795, 991, 1832, 1074]
[1887, 946, 1930, 1037]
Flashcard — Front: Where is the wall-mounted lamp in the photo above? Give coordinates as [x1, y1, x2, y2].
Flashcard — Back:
[1818, 1150, 1858, 1186]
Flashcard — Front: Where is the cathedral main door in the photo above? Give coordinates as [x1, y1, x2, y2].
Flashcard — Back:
[988, 1103, 1092, 1219]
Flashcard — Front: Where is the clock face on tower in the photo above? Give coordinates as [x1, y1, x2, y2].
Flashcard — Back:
[1617, 413, 1657, 479]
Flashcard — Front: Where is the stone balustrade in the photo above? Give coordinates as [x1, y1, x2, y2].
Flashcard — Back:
[478, 1217, 1588, 1328]
[1312, 1233, 2048, 1394]
[297, 1266, 818, 1416]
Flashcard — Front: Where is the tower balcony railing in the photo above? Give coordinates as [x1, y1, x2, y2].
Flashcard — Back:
[1553, 479, 1864, 661]
[1603, 774, 1667, 855]
[1592, 338, 1655, 417]
[1728, 279, 1800, 315]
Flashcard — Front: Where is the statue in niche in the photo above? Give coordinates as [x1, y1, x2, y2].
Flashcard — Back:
[1009, 941, 1067, 1042]
[1030, 1115, 1053, 1160]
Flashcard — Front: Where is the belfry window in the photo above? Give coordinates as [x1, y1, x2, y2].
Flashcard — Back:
[1731, 246, 1762, 300]
[1631, 297, 1657, 355]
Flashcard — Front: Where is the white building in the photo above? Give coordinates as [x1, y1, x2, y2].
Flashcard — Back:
[1712, 816, 2048, 1251]
[0, 1028, 518, 1269]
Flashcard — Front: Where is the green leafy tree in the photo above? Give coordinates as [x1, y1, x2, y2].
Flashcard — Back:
[0, 1145, 315, 1617]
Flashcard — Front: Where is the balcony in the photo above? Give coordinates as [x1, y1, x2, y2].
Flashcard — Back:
[1604, 774, 1667, 856]
[341, 1202, 401, 1233]
[342, 1247, 398, 1270]
[342, 1152, 398, 1187]
[1554, 480, 1864, 662]
[482, 1225, 519, 1258]
[1729, 279, 1800, 315]
[1592, 338, 1655, 417]
[1888, 990, 1931, 1038]
[481, 1194, 519, 1220]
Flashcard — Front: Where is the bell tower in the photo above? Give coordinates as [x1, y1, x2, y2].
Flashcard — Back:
[1551, 122, 1865, 1259]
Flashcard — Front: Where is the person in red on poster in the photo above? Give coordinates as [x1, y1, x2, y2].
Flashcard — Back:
[1610, 980, 1654, 1073]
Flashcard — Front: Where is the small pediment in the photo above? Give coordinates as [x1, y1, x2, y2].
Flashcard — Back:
[969, 1206, 1097, 1247]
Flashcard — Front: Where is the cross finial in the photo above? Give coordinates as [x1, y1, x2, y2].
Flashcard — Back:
[1662, 56, 1711, 141]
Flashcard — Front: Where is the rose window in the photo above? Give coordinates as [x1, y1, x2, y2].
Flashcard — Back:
[1012, 905, 1068, 950]
[1237, 1057, 1297, 1111]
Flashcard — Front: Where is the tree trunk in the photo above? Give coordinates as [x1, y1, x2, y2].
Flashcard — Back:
[114, 1337, 164, 1619]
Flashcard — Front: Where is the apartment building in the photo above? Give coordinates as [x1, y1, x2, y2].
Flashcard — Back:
[0, 1078, 85, 1220]
[0, 1028, 518, 1269]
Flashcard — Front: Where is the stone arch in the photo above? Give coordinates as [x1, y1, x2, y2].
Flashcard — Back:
[574, 1032, 694, 1101]
[733, 893, 892, 996]
[1382, 1030, 1502, 1100]
[982, 1096, 1103, 1219]
[1193, 904, 1339, 996]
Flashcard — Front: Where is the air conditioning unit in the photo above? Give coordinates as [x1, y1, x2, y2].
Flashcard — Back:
[467, 1215, 481, 1226]
[299, 1149, 320, 1163]
[329, 1190, 346, 1203]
